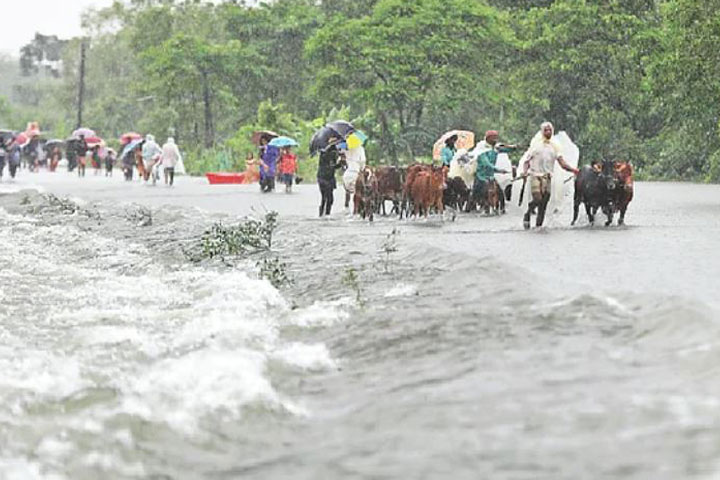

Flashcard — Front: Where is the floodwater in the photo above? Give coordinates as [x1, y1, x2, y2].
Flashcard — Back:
[1, 171, 719, 479]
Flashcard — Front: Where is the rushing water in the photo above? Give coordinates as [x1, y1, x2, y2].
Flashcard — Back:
[1, 181, 720, 479]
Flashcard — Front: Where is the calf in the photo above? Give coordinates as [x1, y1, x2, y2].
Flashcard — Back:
[483, 180, 501, 215]
[613, 161, 634, 225]
[354, 167, 379, 222]
[444, 176, 470, 212]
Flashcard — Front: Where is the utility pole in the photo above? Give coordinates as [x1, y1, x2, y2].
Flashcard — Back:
[76, 39, 87, 129]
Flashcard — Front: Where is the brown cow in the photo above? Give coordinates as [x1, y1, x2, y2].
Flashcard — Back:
[375, 166, 403, 216]
[354, 167, 379, 222]
[400, 163, 432, 219]
[409, 166, 446, 218]
[614, 161, 634, 225]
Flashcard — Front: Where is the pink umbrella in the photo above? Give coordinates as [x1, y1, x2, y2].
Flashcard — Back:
[72, 127, 96, 138]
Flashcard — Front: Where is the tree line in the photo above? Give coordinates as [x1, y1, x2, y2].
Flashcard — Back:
[0, 0, 718, 181]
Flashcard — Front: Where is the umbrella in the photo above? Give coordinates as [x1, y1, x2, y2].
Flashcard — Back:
[0, 130, 16, 142]
[433, 130, 475, 161]
[347, 130, 368, 149]
[326, 120, 355, 139]
[85, 136, 104, 147]
[121, 138, 144, 159]
[120, 132, 142, 144]
[251, 130, 278, 146]
[268, 136, 299, 148]
[44, 139, 65, 150]
[310, 126, 343, 156]
[72, 127, 96, 138]
[14, 133, 29, 146]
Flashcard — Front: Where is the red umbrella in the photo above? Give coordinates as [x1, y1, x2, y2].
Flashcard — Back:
[85, 136, 104, 147]
[14, 133, 29, 146]
[120, 132, 142, 144]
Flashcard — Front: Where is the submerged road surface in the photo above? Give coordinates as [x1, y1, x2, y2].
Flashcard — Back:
[1, 170, 719, 479]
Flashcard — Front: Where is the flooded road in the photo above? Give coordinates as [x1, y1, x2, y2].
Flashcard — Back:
[1, 172, 719, 479]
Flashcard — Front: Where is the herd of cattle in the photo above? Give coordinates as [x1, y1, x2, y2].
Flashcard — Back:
[351, 163, 509, 222]
[348, 160, 635, 226]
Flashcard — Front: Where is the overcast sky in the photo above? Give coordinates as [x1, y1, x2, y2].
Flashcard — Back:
[0, 0, 114, 56]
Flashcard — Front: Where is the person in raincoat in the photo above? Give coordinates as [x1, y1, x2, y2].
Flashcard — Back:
[441, 135, 458, 167]
[317, 144, 345, 217]
[161, 137, 182, 187]
[521, 122, 579, 229]
[260, 142, 279, 193]
[472, 130, 517, 213]
[142, 134, 162, 185]
[341, 141, 367, 209]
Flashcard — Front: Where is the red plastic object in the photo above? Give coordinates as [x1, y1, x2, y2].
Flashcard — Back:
[206, 172, 246, 184]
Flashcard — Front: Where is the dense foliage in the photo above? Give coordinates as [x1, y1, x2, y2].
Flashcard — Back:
[0, 0, 718, 181]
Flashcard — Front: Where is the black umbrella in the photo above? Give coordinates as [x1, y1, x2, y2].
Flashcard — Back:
[326, 120, 355, 139]
[0, 130, 16, 142]
[44, 139, 65, 150]
[310, 126, 343, 156]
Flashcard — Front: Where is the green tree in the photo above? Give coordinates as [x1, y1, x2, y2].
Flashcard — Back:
[307, 0, 512, 161]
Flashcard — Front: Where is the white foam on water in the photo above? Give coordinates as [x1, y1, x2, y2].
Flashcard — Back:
[122, 347, 303, 434]
[0, 201, 334, 474]
[0, 458, 64, 480]
[289, 298, 353, 327]
[385, 283, 419, 298]
[272, 342, 338, 371]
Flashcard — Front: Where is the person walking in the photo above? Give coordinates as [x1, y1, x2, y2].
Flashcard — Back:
[317, 144, 345, 217]
[440, 135, 458, 167]
[341, 141, 367, 209]
[76, 135, 89, 177]
[278, 146, 297, 193]
[472, 130, 517, 213]
[105, 149, 115, 177]
[8, 140, 21, 179]
[161, 137, 182, 187]
[259, 141, 279, 193]
[142, 134, 162, 185]
[0, 136, 9, 180]
[521, 122, 579, 229]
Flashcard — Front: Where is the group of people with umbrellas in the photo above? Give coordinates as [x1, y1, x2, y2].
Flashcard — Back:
[0, 122, 46, 180]
[0, 121, 184, 187]
[119, 133, 184, 186]
[253, 131, 300, 193]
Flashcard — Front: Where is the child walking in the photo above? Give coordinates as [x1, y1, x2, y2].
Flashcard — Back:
[278, 146, 298, 193]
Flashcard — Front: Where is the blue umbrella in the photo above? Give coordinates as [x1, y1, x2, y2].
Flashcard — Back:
[269, 136, 298, 148]
[121, 138, 144, 159]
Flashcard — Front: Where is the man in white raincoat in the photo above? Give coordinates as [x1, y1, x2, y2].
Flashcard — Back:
[161, 137, 182, 187]
[521, 122, 579, 229]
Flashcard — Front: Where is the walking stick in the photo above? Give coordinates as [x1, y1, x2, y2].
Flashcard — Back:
[518, 176, 527, 206]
